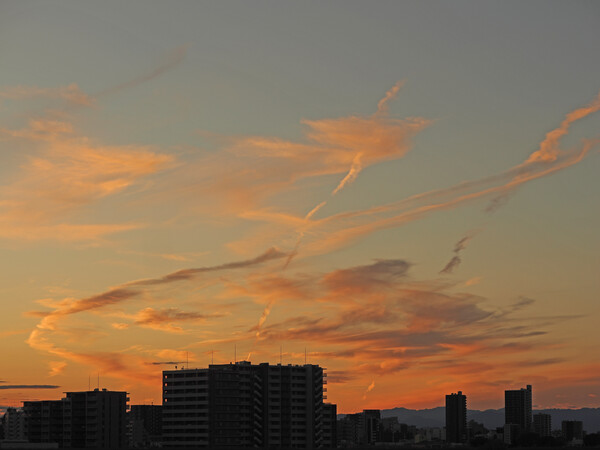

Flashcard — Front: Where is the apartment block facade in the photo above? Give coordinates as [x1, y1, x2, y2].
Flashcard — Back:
[128, 404, 163, 448]
[445, 391, 467, 443]
[533, 413, 551, 437]
[504, 384, 532, 443]
[162, 361, 333, 449]
[23, 389, 128, 449]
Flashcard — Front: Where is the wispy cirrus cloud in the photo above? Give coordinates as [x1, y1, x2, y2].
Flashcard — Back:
[132, 307, 224, 333]
[222, 90, 599, 266]
[23, 247, 587, 409]
[0, 385, 60, 390]
[171, 81, 431, 220]
[95, 45, 188, 98]
[146, 361, 185, 366]
[26, 248, 287, 384]
[10, 75, 599, 411]
[0, 117, 174, 241]
[291, 103, 599, 258]
[440, 231, 480, 275]
[0, 83, 94, 106]
[48, 361, 67, 377]
[0, 46, 190, 243]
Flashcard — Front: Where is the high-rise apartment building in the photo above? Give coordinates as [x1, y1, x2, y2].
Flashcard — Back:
[445, 391, 467, 443]
[533, 413, 551, 437]
[63, 389, 128, 449]
[23, 389, 128, 449]
[504, 384, 532, 436]
[361, 410, 381, 445]
[162, 361, 331, 449]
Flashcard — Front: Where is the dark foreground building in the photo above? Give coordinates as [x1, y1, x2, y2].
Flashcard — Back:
[504, 384, 532, 442]
[445, 391, 467, 443]
[23, 388, 128, 449]
[162, 361, 335, 449]
[128, 404, 162, 448]
[337, 410, 381, 446]
[533, 413, 551, 437]
[562, 420, 584, 441]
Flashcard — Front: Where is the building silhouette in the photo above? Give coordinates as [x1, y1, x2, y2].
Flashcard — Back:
[504, 384, 532, 441]
[22, 389, 127, 449]
[337, 412, 361, 446]
[562, 420, 584, 441]
[162, 361, 334, 449]
[445, 391, 467, 443]
[3, 408, 25, 441]
[533, 413, 551, 437]
[128, 405, 162, 448]
[336, 410, 381, 446]
[321, 403, 337, 449]
[23, 400, 65, 446]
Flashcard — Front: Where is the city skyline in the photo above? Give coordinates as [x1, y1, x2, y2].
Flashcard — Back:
[1, 1, 600, 414]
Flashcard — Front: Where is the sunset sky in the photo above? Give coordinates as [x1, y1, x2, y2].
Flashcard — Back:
[1, 1, 599, 414]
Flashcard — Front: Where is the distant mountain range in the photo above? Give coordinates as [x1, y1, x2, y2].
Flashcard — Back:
[373, 407, 600, 433]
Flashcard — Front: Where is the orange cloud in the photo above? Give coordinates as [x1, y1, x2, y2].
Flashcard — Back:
[526, 92, 600, 163]
[23, 251, 592, 411]
[226, 92, 599, 263]
[48, 361, 67, 377]
[132, 307, 222, 333]
[168, 82, 430, 219]
[12, 82, 600, 412]
[0, 116, 174, 241]
[25, 249, 288, 383]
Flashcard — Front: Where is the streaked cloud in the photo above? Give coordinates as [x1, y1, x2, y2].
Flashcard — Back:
[0, 385, 60, 390]
[96, 45, 188, 98]
[0, 83, 94, 106]
[0, 115, 174, 241]
[25, 249, 288, 383]
[133, 307, 223, 333]
[440, 232, 479, 275]
[5, 72, 598, 412]
[48, 361, 67, 377]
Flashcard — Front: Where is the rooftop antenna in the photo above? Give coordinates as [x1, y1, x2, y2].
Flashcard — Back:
[97, 373, 99, 390]
[280, 345, 282, 364]
[186, 351, 189, 369]
[305, 347, 307, 365]
[234, 344, 237, 363]
[88, 375, 90, 391]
